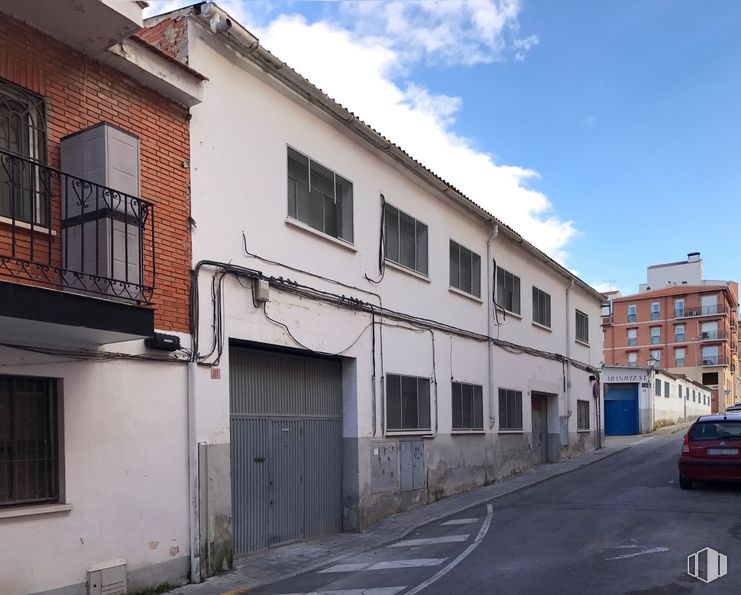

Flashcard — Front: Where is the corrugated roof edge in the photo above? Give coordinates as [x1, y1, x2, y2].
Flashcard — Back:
[147, 2, 604, 303]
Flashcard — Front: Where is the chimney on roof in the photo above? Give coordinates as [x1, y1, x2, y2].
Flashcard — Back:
[688, 252, 701, 262]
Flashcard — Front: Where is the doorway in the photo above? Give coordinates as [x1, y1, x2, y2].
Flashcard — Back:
[531, 393, 548, 464]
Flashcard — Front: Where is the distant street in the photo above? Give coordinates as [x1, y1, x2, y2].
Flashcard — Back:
[256, 435, 741, 594]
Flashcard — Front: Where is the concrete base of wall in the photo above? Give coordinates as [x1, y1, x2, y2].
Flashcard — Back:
[199, 441, 233, 576]
[30, 557, 190, 595]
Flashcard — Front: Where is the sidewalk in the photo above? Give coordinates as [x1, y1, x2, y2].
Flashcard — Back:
[170, 444, 628, 595]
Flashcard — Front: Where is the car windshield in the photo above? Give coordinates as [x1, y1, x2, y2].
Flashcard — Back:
[689, 421, 741, 441]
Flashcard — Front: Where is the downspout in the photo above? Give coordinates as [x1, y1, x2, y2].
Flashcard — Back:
[187, 361, 201, 582]
[563, 279, 575, 448]
[487, 224, 499, 428]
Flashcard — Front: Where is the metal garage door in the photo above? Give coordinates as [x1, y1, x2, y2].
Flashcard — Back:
[604, 383, 639, 436]
[229, 345, 342, 555]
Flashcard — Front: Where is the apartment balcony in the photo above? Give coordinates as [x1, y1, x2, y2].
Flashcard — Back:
[700, 331, 728, 342]
[0, 148, 156, 347]
[701, 356, 729, 367]
[676, 305, 728, 318]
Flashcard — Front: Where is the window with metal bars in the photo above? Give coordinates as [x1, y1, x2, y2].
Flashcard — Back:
[386, 374, 431, 432]
[449, 240, 481, 298]
[532, 286, 551, 328]
[496, 267, 520, 315]
[498, 388, 522, 431]
[384, 203, 428, 274]
[0, 79, 47, 225]
[0, 376, 59, 507]
[286, 146, 353, 243]
[577, 400, 590, 431]
[575, 309, 589, 343]
[451, 382, 483, 431]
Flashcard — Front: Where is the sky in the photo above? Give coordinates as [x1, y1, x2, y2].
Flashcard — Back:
[146, 1, 741, 295]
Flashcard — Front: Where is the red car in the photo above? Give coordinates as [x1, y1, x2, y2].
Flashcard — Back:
[678, 413, 741, 489]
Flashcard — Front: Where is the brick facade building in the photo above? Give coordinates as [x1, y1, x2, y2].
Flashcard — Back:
[603, 254, 739, 413]
[0, 3, 203, 594]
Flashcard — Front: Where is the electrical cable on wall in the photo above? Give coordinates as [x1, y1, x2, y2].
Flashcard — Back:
[365, 193, 386, 284]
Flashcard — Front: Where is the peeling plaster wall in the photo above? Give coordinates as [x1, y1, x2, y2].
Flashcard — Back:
[185, 15, 605, 568]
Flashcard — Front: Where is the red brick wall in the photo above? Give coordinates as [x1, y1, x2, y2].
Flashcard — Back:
[0, 15, 191, 333]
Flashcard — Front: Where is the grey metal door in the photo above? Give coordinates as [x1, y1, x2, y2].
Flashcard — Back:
[531, 394, 547, 464]
[230, 346, 342, 556]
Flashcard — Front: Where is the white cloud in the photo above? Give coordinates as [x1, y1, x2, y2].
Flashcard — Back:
[339, 0, 533, 66]
[145, 2, 575, 263]
[257, 15, 575, 261]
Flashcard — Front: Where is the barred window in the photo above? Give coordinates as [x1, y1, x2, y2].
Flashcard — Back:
[287, 146, 353, 243]
[577, 400, 590, 431]
[664, 381, 669, 399]
[532, 287, 551, 328]
[496, 267, 521, 314]
[498, 388, 523, 431]
[0, 376, 60, 507]
[452, 382, 483, 431]
[449, 240, 481, 298]
[575, 310, 588, 343]
[655, 378, 661, 396]
[0, 79, 47, 224]
[386, 374, 431, 432]
[384, 203, 428, 275]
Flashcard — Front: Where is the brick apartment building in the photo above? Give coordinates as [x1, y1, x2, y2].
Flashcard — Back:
[603, 253, 739, 413]
[0, 2, 203, 593]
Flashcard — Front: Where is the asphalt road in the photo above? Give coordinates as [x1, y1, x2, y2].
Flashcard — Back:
[255, 434, 741, 595]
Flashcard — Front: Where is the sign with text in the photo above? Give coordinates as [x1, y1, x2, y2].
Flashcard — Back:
[604, 370, 648, 384]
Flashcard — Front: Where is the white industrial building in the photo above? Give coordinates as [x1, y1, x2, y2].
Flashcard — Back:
[603, 366, 711, 435]
[143, 3, 606, 576]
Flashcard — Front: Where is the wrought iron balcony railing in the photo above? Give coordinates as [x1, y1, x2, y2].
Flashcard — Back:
[0, 149, 155, 303]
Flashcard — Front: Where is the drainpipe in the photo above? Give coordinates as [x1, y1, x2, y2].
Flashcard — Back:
[563, 279, 575, 447]
[487, 224, 499, 428]
[187, 361, 201, 582]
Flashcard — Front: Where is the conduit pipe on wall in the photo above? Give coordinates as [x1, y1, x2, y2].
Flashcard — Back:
[186, 361, 201, 583]
[565, 278, 574, 420]
[487, 224, 499, 428]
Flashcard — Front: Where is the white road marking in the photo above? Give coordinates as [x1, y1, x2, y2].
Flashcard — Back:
[278, 588, 406, 595]
[368, 559, 447, 570]
[319, 563, 371, 573]
[441, 518, 478, 526]
[606, 547, 670, 561]
[389, 535, 470, 547]
[405, 504, 494, 595]
[319, 559, 445, 573]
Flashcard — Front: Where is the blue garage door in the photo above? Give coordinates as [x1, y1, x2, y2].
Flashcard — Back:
[605, 383, 639, 435]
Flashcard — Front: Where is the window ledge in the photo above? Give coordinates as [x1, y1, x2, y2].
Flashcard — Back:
[500, 309, 522, 320]
[498, 429, 523, 434]
[532, 321, 552, 332]
[0, 503, 72, 519]
[448, 286, 483, 304]
[384, 259, 431, 283]
[385, 430, 433, 438]
[284, 217, 357, 253]
[577, 429, 591, 433]
[575, 339, 590, 347]
[0, 216, 56, 236]
[452, 429, 486, 435]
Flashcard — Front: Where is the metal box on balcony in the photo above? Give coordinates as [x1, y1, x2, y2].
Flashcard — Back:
[60, 123, 144, 301]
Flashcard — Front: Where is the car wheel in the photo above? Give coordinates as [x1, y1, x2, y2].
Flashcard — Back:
[679, 475, 692, 490]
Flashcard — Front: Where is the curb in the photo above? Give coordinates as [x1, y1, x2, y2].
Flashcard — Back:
[194, 446, 631, 594]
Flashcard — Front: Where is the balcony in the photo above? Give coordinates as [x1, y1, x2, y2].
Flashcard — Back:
[700, 331, 727, 342]
[677, 305, 727, 318]
[0, 148, 156, 346]
[701, 356, 728, 367]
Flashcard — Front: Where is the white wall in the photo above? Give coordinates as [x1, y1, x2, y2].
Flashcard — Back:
[185, 16, 604, 540]
[0, 345, 190, 595]
[653, 370, 711, 426]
